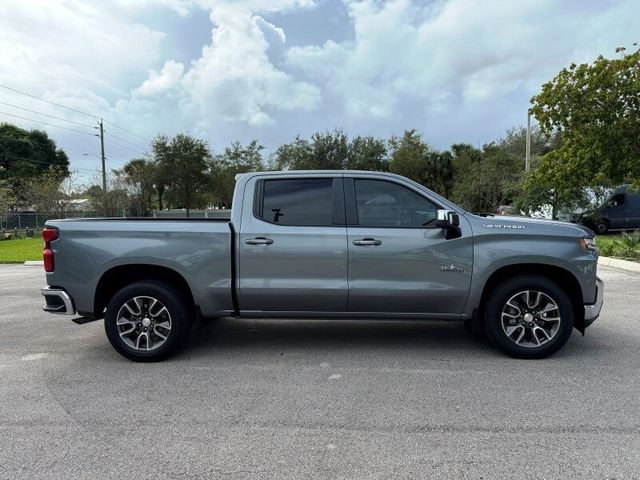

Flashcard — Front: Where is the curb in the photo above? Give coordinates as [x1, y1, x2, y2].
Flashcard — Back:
[23, 260, 44, 267]
[598, 256, 640, 273]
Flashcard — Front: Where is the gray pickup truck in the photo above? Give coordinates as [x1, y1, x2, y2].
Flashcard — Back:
[41, 170, 603, 361]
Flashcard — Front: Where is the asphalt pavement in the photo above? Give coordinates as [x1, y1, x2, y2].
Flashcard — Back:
[1, 264, 639, 479]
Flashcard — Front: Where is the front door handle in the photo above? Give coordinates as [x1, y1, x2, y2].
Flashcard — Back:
[245, 237, 274, 245]
[353, 238, 382, 246]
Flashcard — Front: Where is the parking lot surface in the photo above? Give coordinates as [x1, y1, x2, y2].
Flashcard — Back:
[1, 264, 639, 479]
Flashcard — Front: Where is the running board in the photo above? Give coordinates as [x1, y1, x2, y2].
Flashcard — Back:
[71, 317, 101, 325]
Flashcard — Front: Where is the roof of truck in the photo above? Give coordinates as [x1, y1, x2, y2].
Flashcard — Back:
[235, 170, 405, 181]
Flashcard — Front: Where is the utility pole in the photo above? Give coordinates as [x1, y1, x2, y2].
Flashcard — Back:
[99, 119, 107, 192]
[525, 110, 531, 172]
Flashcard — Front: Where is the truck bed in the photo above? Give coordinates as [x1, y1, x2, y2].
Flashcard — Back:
[45, 218, 234, 318]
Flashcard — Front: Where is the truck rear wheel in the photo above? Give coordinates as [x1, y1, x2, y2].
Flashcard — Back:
[484, 275, 574, 359]
[104, 281, 191, 362]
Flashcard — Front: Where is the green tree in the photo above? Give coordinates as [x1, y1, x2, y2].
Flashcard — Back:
[121, 158, 156, 215]
[346, 135, 388, 171]
[309, 129, 348, 169]
[0, 123, 70, 205]
[270, 135, 312, 170]
[152, 133, 211, 217]
[271, 129, 348, 170]
[389, 130, 428, 182]
[497, 126, 561, 163]
[0, 179, 15, 228]
[424, 151, 454, 197]
[210, 140, 264, 208]
[272, 130, 389, 173]
[451, 144, 521, 213]
[451, 143, 483, 174]
[513, 152, 589, 219]
[23, 166, 81, 218]
[84, 172, 132, 217]
[388, 130, 453, 195]
[530, 47, 640, 188]
[0, 124, 70, 179]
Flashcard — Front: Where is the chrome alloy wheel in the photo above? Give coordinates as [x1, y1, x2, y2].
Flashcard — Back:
[500, 290, 561, 348]
[116, 296, 172, 351]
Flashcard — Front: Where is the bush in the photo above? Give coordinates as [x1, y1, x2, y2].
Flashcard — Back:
[616, 230, 640, 259]
[598, 241, 615, 257]
[597, 230, 640, 261]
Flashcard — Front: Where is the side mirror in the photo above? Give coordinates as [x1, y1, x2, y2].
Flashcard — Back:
[436, 209, 461, 239]
[436, 209, 460, 227]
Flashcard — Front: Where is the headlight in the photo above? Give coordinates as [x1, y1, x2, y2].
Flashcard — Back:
[579, 237, 597, 253]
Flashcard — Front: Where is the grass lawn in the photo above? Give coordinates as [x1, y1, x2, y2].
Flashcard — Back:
[0, 237, 42, 263]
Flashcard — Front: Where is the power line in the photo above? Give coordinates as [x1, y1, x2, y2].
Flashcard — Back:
[104, 131, 147, 150]
[102, 119, 152, 143]
[0, 100, 96, 129]
[0, 83, 152, 145]
[0, 83, 97, 120]
[0, 110, 99, 137]
[0, 152, 98, 173]
[104, 138, 146, 155]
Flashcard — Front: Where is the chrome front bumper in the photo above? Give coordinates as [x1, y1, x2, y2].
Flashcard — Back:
[584, 277, 604, 327]
[41, 287, 76, 315]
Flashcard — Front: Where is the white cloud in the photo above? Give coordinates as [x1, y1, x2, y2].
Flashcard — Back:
[0, 0, 321, 150]
[286, 0, 640, 120]
[115, 0, 194, 17]
[135, 60, 185, 97]
[0, 0, 164, 100]
[132, 1, 321, 126]
[195, 0, 316, 14]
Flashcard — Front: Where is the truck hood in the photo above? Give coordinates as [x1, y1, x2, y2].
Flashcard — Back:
[467, 214, 595, 238]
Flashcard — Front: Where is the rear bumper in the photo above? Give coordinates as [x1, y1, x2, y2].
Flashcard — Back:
[41, 287, 76, 315]
[584, 277, 604, 327]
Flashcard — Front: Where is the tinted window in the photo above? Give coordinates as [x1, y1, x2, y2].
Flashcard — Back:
[354, 179, 438, 227]
[261, 178, 334, 226]
[609, 193, 625, 208]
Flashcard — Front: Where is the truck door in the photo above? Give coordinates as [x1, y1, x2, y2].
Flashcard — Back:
[344, 177, 473, 315]
[604, 193, 628, 229]
[238, 175, 348, 313]
[627, 192, 640, 229]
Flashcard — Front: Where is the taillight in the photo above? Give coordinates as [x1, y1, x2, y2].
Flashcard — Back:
[42, 227, 59, 272]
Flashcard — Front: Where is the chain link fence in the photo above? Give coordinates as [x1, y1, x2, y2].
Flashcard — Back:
[1, 209, 232, 234]
[0, 211, 99, 231]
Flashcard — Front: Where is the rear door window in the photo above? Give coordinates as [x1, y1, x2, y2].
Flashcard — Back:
[259, 178, 334, 226]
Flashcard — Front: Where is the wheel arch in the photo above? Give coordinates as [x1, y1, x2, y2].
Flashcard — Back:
[94, 264, 196, 320]
[478, 263, 585, 333]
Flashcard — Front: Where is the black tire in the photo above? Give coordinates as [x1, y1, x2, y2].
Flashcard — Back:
[104, 281, 191, 362]
[484, 275, 574, 359]
[595, 221, 609, 235]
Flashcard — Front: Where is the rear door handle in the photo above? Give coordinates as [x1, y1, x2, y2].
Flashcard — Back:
[353, 238, 382, 246]
[245, 237, 274, 245]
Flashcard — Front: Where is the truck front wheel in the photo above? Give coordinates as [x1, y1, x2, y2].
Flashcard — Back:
[484, 275, 574, 359]
[595, 221, 609, 235]
[104, 281, 191, 362]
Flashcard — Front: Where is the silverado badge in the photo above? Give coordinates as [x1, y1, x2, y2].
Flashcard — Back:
[441, 264, 465, 273]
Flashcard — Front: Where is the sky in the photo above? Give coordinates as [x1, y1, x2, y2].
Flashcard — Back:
[0, 0, 638, 179]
